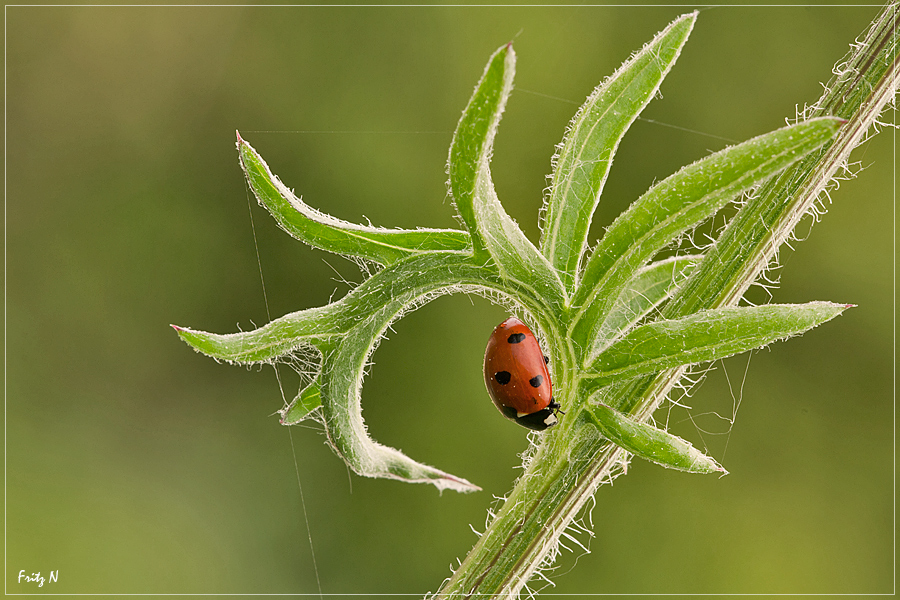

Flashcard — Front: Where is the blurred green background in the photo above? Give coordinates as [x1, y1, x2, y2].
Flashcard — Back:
[5, 4, 893, 595]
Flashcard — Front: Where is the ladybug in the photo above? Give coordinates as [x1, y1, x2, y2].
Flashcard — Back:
[483, 317, 561, 431]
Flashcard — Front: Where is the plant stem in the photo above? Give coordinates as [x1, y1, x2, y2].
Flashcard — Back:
[433, 4, 898, 597]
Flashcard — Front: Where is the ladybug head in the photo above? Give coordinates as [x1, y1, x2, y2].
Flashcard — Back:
[509, 399, 562, 431]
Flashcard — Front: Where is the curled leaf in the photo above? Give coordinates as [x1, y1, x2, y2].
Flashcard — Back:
[240, 133, 470, 265]
[318, 306, 480, 493]
[176, 252, 501, 492]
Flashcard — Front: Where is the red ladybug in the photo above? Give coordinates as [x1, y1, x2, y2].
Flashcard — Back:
[484, 317, 561, 431]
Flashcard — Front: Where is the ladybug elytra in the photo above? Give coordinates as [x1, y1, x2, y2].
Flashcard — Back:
[483, 317, 561, 431]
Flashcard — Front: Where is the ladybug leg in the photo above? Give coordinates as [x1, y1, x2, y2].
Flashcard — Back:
[549, 397, 565, 415]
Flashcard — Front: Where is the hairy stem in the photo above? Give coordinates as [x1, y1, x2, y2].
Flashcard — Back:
[433, 4, 898, 597]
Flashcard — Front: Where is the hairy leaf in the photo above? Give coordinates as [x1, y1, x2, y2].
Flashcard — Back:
[473, 164, 568, 314]
[592, 254, 700, 354]
[319, 303, 480, 493]
[171, 307, 342, 365]
[448, 44, 513, 253]
[584, 302, 850, 388]
[280, 379, 322, 425]
[452, 45, 569, 313]
[571, 117, 844, 361]
[585, 402, 724, 474]
[542, 12, 696, 294]
[175, 252, 503, 491]
[239, 134, 470, 265]
[173, 253, 500, 364]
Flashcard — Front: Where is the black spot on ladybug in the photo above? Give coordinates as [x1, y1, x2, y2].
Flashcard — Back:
[543, 355, 550, 364]
[495, 371, 512, 385]
[529, 375, 543, 388]
[508, 332, 526, 344]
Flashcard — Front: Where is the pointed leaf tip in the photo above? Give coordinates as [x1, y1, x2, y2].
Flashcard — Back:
[235, 129, 243, 143]
[239, 137, 470, 263]
[541, 10, 697, 294]
[586, 402, 725, 474]
[587, 303, 850, 386]
[447, 42, 517, 247]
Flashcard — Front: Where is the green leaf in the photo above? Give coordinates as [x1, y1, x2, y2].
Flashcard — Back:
[435, 7, 895, 591]
[239, 134, 470, 265]
[175, 251, 502, 492]
[448, 44, 514, 253]
[571, 117, 844, 360]
[319, 303, 480, 493]
[472, 164, 568, 314]
[584, 302, 850, 387]
[541, 12, 696, 294]
[280, 379, 322, 425]
[593, 254, 699, 354]
[452, 44, 567, 312]
[172, 253, 500, 364]
[584, 402, 725, 474]
[171, 305, 344, 365]
[663, 4, 895, 319]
